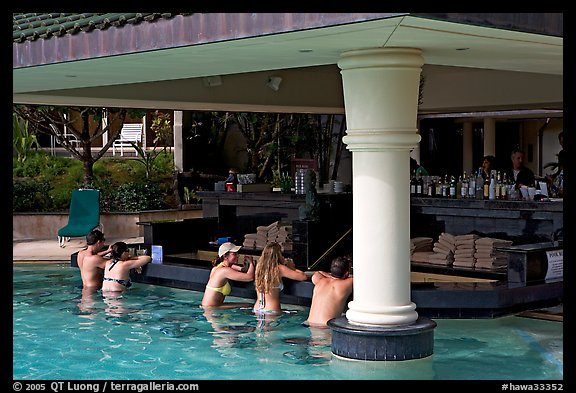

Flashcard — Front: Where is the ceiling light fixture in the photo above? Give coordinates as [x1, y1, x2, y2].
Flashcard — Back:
[266, 76, 282, 91]
[203, 76, 222, 87]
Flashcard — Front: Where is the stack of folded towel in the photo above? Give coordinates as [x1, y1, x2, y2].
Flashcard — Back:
[474, 237, 512, 270]
[275, 225, 293, 252]
[242, 226, 268, 249]
[242, 221, 293, 252]
[411, 232, 513, 271]
[410, 237, 434, 254]
[452, 234, 480, 268]
[428, 232, 456, 266]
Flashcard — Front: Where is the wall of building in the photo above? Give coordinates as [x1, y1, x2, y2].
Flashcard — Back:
[13, 209, 203, 241]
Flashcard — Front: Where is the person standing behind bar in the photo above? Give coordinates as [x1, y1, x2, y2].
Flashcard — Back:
[507, 148, 535, 188]
[304, 256, 353, 328]
[201, 242, 255, 308]
[481, 155, 496, 180]
[253, 242, 308, 315]
[546, 131, 564, 197]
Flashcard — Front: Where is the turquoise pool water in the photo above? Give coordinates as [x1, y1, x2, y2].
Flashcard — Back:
[13, 264, 563, 380]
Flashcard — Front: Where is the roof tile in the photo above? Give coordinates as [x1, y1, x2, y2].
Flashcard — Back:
[12, 13, 190, 43]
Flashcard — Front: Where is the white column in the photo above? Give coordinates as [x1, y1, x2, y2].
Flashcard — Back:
[173, 111, 184, 172]
[339, 48, 423, 326]
[483, 117, 496, 156]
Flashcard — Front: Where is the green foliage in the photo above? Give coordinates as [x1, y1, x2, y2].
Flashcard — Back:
[13, 105, 147, 186]
[12, 179, 53, 212]
[13, 152, 177, 213]
[131, 142, 163, 179]
[110, 182, 167, 212]
[182, 186, 200, 204]
[150, 110, 173, 146]
[13, 113, 40, 163]
[131, 111, 175, 179]
[152, 150, 176, 174]
[13, 151, 51, 177]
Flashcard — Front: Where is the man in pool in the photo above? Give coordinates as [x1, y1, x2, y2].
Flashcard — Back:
[77, 229, 112, 289]
[304, 256, 353, 328]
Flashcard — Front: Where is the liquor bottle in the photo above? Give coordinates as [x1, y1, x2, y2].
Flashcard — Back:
[483, 171, 490, 200]
[449, 175, 456, 198]
[500, 172, 508, 200]
[489, 171, 496, 200]
[428, 176, 436, 197]
[441, 175, 448, 198]
[435, 176, 442, 197]
[461, 171, 469, 199]
[495, 172, 502, 199]
[476, 167, 484, 199]
[410, 170, 417, 196]
[468, 170, 476, 199]
[416, 172, 423, 196]
[456, 175, 463, 199]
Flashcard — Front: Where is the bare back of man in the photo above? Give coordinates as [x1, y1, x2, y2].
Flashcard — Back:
[304, 270, 353, 328]
[79, 253, 107, 289]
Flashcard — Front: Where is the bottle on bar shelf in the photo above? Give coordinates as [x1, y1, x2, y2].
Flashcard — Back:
[441, 175, 449, 198]
[435, 176, 442, 197]
[461, 171, 469, 199]
[468, 170, 476, 199]
[483, 171, 490, 200]
[476, 167, 484, 199]
[410, 170, 417, 196]
[489, 170, 497, 200]
[500, 172, 509, 200]
[449, 175, 457, 198]
[416, 172, 423, 196]
[428, 176, 436, 197]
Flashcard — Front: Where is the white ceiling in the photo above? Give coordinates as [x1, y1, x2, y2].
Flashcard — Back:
[13, 15, 563, 113]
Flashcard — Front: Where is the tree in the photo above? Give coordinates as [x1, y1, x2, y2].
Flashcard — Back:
[13, 105, 145, 186]
[287, 114, 345, 185]
[231, 112, 284, 179]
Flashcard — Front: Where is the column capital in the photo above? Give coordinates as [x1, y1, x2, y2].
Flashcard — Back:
[338, 47, 424, 153]
[338, 47, 424, 71]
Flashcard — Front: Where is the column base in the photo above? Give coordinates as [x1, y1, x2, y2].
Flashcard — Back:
[328, 316, 437, 361]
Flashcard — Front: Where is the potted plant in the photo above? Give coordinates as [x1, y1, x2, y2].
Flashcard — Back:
[181, 186, 199, 209]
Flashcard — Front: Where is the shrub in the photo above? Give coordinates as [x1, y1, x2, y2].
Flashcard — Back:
[13, 179, 53, 212]
[13, 151, 177, 212]
[110, 182, 167, 212]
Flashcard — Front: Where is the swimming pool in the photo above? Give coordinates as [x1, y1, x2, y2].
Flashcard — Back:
[13, 264, 563, 380]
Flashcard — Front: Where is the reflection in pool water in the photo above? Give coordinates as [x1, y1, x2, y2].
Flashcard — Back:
[13, 264, 563, 380]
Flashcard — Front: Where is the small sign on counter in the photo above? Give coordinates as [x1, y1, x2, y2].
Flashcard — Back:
[151, 245, 163, 264]
[545, 249, 563, 280]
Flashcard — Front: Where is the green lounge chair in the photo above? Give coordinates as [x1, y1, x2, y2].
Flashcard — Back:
[57, 189, 102, 247]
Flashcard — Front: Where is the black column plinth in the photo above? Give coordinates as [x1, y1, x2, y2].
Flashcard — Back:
[328, 316, 437, 361]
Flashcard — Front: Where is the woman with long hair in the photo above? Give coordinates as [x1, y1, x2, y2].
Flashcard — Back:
[253, 242, 307, 314]
[101, 241, 151, 292]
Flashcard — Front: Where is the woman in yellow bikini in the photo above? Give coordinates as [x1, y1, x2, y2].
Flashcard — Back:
[201, 242, 255, 308]
[253, 242, 308, 315]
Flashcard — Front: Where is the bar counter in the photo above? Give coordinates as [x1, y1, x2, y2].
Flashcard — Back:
[410, 197, 563, 243]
